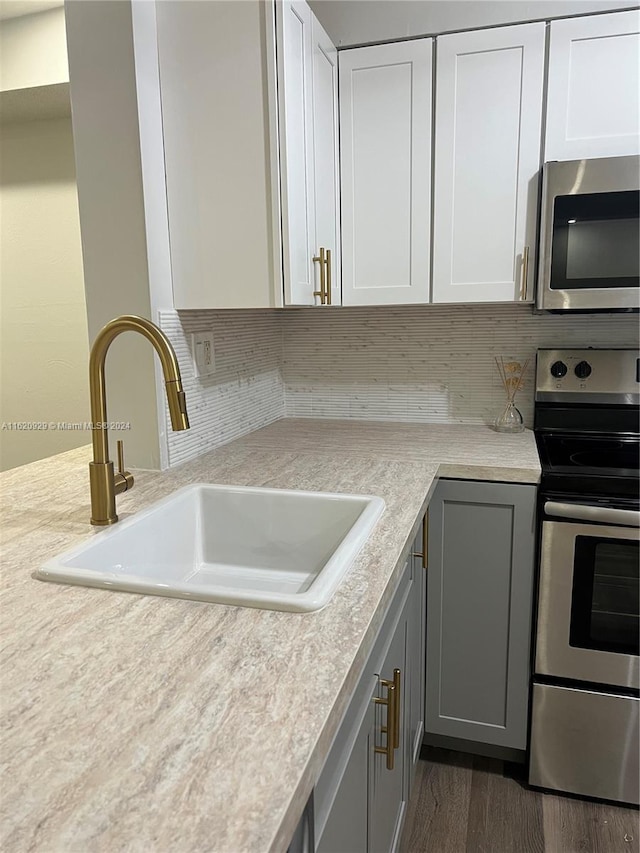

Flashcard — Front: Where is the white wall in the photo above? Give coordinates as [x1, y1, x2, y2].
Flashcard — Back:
[0, 117, 90, 471]
[0, 5, 89, 472]
[309, 0, 638, 46]
[65, 0, 164, 470]
[0, 5, 67, 90]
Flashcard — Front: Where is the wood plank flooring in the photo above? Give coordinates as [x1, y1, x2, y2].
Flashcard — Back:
[400, 748, 639, 853]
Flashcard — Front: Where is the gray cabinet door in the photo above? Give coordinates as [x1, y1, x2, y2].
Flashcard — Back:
[316, 695, 374, 853]
[370, 593, 409, 853]
[406, 523, 426, 798]
[314, 550, 424, 853]
[314, 560, 412, 853]
[425, 479, 536, 750]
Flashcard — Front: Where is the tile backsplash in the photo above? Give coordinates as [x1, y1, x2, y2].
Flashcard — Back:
[160, 304, 639, 467]
[281, 304, 639, 427]
[159, 310, 285, 467]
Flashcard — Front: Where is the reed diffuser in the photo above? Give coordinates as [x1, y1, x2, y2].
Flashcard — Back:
[494, 356, 530, 433]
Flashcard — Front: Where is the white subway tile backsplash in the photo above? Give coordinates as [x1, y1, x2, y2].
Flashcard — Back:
[160, 304, 638, 467]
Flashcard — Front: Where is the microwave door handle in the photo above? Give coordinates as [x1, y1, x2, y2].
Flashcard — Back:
[544, 501, 640, 527]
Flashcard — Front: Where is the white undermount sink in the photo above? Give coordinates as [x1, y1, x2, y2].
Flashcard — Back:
[36, 484, 385, 612]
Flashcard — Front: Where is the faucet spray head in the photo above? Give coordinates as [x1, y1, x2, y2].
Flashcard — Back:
[166, 380, 190, 431]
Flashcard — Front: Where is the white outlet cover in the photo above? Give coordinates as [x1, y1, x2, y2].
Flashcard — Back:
[192, 331, 215, 378]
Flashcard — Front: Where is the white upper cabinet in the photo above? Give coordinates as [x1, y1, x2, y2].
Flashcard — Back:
[339, 40, 432, 306]
[277, 1, 340, 306]
[311, 15, 341, 307]
[156, 0, 338, 310]
[545, 10, 640, 161]
[156, 1, 280, 310]
[277, 1, 315, 306]
[432, 24, 545, 304]
[154, 5, 633, 312]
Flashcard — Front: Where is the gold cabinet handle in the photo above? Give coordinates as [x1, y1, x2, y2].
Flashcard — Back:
[313, 247, 326, 305]
[374, 680, 396, 770]
[325, 248, 332, 306]
[392, 668, 401, 750]
[413, 511, 428, 570]
[422, 511, 428, 570]
[520, 245, 529, 301]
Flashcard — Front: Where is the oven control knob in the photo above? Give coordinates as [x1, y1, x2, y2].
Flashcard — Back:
[574, 360, 592, 379]
[550, 360, 568, 378]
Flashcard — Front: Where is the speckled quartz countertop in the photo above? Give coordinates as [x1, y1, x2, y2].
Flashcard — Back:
[0, 419, 539, 852]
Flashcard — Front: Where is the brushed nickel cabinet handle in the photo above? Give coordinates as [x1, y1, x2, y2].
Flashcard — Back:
[520, 245, 530, 301]
[313, 247, 326, 305]
[325, 248, 332, 305]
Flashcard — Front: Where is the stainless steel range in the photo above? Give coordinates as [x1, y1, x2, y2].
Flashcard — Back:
[529, 348, 640, 806]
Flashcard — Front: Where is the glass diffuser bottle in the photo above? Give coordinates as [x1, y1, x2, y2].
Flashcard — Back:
[494, 356, 529, 434]
[495, 399, 524, 433]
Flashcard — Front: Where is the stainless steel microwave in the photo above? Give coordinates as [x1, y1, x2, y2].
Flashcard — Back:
[536, 155, 640, 312]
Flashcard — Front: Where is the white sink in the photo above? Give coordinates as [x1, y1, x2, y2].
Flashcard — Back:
[36, 484, 385, 612]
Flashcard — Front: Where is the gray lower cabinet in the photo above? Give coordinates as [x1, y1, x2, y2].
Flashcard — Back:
[406, 523, 426, 796]
[370, 591, 409, 853]
[425, 479, 536, 753]
[315, 519, 427, 853]
[316, 695, 373, 853]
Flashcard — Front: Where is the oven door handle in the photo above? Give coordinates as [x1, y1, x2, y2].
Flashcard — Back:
[544, 501, 640, 527]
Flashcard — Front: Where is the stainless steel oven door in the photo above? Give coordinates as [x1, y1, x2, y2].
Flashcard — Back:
[536, 508, 640, 689]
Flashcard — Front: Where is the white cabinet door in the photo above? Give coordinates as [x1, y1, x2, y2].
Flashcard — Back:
[311, 15, 341, 306]
[278, 1, 340, 307]
[277, 0, 316, 305]
[545, 10, 640, 161]
[339, 40, 432, 306]
[156, 0, 279, 309]
[432, 24, 545, 304]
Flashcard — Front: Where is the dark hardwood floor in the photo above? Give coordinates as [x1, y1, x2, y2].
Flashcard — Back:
[400, 748, 639, 853]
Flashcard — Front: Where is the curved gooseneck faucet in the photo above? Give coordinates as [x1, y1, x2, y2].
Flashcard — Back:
[88, 315, 190, 526]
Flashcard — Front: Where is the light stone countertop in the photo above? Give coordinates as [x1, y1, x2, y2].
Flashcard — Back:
[0, 418, 540, 853]
[235, 419, 541, 483]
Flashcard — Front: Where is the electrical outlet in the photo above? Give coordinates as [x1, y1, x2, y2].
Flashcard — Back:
[192, 331, 215, 378]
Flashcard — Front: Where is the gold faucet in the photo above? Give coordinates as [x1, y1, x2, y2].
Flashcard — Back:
[88, 315, 190, 526]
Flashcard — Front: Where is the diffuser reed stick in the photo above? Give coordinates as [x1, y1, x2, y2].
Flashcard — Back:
[494, 356, 530, 402]
[493, 356, 529, 433]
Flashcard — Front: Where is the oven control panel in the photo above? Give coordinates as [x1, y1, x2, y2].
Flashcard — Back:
[536, 349, 640, 403]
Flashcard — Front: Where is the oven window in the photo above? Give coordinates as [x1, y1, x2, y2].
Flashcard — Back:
[550, 190, 640, 290]
[570, 536, 639, 656]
